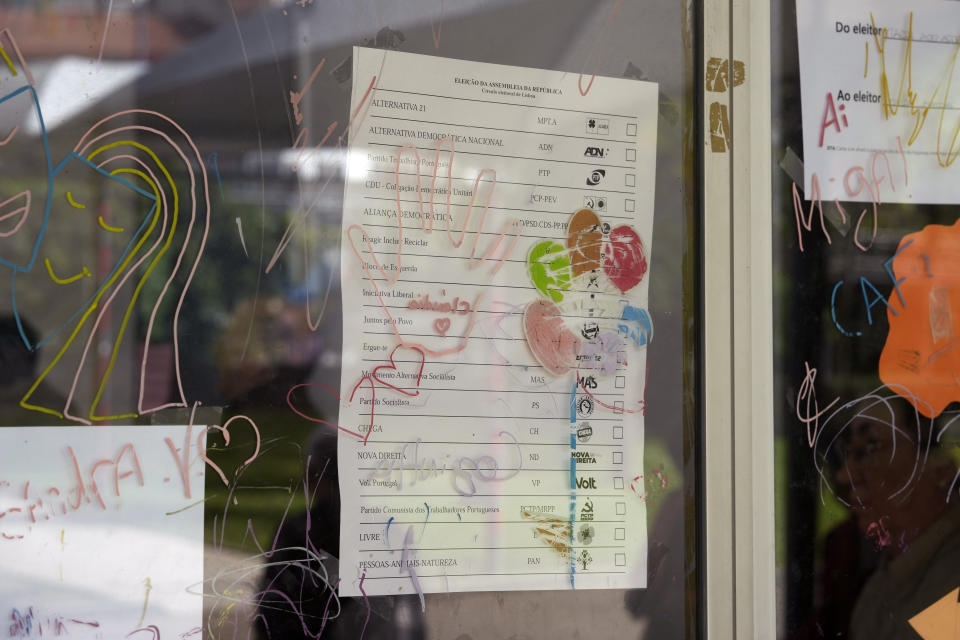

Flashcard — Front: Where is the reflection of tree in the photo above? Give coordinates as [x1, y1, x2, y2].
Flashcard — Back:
[158, 185, 293, 406]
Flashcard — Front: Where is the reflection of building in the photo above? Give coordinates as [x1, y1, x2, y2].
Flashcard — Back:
[0, 8, 176, 59]
[0, 3, 694, 637]
[0, 1, 275, 61]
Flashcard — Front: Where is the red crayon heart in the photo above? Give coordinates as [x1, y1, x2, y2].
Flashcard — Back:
[434, 317, 451, 336]
[371, 344, 426, 396]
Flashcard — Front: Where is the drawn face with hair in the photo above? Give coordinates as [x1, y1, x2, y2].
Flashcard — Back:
[11, 154, 158, 350]
[0, 31, 209, 424]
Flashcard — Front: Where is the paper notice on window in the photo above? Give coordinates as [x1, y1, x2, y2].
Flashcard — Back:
[797, 0, 960, 204]
[337, 47, 656, 596]
[0, 426, 204, 638]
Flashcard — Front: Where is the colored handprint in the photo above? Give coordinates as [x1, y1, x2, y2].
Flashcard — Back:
[522, 207, 651, 378]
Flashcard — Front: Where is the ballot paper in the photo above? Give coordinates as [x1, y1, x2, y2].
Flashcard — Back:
[0, 426, 204, 638]
[338, 47, 657, 596]
[797, 0, 960, 204]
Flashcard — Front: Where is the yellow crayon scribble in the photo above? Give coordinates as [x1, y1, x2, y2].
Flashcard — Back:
[165, 496, 209, 516]
[97, 216, 124, 233]
[86, 145, 174, 422]
[19, 140, 170, 422]
[0, 45, 17, 77]
[44, 257, 90, 285]
[864, 41, 869, 78]
[522, 510, 572, 558]
[216, 588, 245, 628]
[136, 577, 152, 628]
[871, 11, 960, 167]
[65, 191, 85, 209]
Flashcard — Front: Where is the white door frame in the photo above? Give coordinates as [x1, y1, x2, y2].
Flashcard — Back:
[702, 0, 776, 637]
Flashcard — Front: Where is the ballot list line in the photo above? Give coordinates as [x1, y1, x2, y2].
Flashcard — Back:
[361, 304, 632, 321]
[347, 385, 626, 397]
[361, 519, 627, 525]
[357, 469, 624, 473]
[373, 86, 641, 121]
[362, 571, 627, 579]
[361, 332, 620, 344]
[369, 112, 638, 145]
[355, 221, 576, 243]
[359, 545, 626, 552]
[361, 196, 636, 221]
[367, 138, 635, 169]
[359, 493, 626, 498]
[359, 413, 624, 421]
[357, 441, 624, 447]
[360, 357, 628, 369]
[365, 167, 636, 196]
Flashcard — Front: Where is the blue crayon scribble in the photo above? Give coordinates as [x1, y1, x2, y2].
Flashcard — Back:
[619, 305, 654, 347]
[568, 378, 578, 589]
[0, 85, 53, 273]
[208, 149, 224, 198]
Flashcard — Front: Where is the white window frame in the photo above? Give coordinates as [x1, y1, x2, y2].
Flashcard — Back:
[702, 0, 776, 637]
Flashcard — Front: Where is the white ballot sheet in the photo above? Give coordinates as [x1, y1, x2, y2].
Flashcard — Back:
[0, 426, 204, 638]
[338, 47, 657, 596]
[798, 0, 960, 205]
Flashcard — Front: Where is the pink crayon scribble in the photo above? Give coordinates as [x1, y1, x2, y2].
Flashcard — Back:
[287, 346, 426, 445]
[286, 383, 366, 442]
[266, 66, 382, 277]
[347, 137, 519, 358]
[125, 625, 160, 639]
[196, 415, 262, 487]
[866, 516, 891, 551]
[793, 142, 907, 254]
[630, 468, 668, 502]
[578, 0, 623, 96]
[797, 361, 839, 448]
[430, 0, 444, 49]
[26, 109, 214, 423]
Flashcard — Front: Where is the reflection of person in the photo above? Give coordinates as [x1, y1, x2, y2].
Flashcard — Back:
[0, 314, 64, 425]
[815, 393, 960, 639]
[209, 296, 425, 639]
[254, 431, 425, 640]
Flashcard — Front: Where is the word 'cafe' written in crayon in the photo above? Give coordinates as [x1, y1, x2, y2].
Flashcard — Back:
[791, 135, 920, 338]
